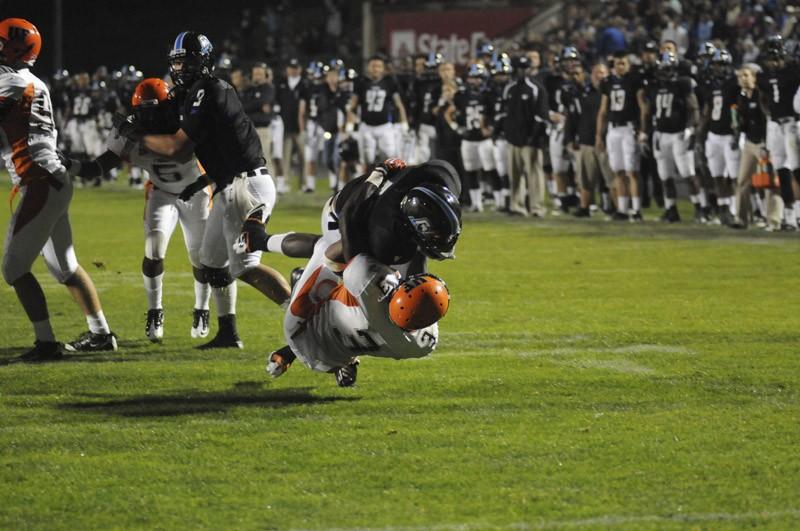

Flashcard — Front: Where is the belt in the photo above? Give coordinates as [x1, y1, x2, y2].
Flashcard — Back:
[775, 116, 796, 125]
[237, 167, 269, 178]
[610, 121, 634, 128]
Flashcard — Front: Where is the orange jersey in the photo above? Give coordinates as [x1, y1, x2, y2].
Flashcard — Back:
[0, 66, 64, 185]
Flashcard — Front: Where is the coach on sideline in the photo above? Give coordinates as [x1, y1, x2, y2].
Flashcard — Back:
[502, 55, 549, 217]
[242, 62, 276, 173]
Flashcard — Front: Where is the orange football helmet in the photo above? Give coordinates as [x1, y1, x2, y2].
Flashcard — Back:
[131, 78, 169, 108]
[0, 18, 42, 67]
[388, 273, 450, 331]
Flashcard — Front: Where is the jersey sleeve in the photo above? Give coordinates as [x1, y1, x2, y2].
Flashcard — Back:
[0, 71, 28, 105]
[179, 82, 217, 144]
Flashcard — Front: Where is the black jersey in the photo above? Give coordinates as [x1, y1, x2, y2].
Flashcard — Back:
[316, 83, 347, 133]
[276, 76, 309, 134]
[334, 160, 461, 265]
[415, 76, 442, 127]
[454, 87, 490, 142]
[179, 77, 265, 186]
[647, 76, 694, 133]
[543, 73, 567, 113]
[737, 88, 767, 144]
[356, 76, 399, 126]
[601, 73, 641, 125]
[69, 89, 95, 121]
[704, 77, 738, 135]
[489, 79, 507, 137]
[303, 83, 323, 123]
[757, 67, 800, 120]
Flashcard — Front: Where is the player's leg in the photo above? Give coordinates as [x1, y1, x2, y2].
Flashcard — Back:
[675, 133, 707, 222]
[572, 146, 591, 216]
[784, 121, 800, 228]
[654, 132, 680, 222]
[732, 141, 759, 227]
[178, 188, 213, 337]
[493, 139, 510, 211]
[623, 127, 642, 221]
[303, 122, 318, 193]
[767, 121, 794, 229]
[460, 141, 482, 212]
[2, 180, 65, 361]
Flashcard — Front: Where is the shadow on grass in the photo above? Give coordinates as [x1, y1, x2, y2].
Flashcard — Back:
[57, 383, 358, 417]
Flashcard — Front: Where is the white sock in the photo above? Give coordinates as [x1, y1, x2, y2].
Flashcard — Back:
[493, 191, 503, 207]
[277, 176, 287, 190]
[729, 198, 737, 218]
[547, 180, 556, 195]
[304, 175, 316, 190]
[266, 233, 292, 254]
[617, 196, 629, 213]
[665, 197, 676, 209]
[698, 189, 708, 208]
[143, 273, 163, 310]
[690, 194, 699, 205]
[631, 196, 641, 212]
[194, 280, 211, 311]
[87, 311, 110, 335]
[469, 189, 482, 209]
[567, 186, 576, 195]
[601, 193, 610, 211]
[33, 319, 55, 342]
[213, 281, 237, 316]
[794, 200, 800, 221]
[785, 208, 796, 225]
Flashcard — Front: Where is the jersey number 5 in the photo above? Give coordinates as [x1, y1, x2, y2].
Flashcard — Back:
[151, 161, 183, 182]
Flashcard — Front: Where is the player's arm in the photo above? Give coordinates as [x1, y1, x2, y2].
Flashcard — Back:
[74, 150, 123, 179]
[698, 92, 711, 138]
[596, 93, 609, 150]
[298, 98, 306, 134]
[141, 129, 195, 163]
[638, 89, 651, 135]
[686, 92, 700, 129]
[345, 93, 359, 130]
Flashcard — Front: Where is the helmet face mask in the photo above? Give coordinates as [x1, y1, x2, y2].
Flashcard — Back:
[400, 184, 462, 260]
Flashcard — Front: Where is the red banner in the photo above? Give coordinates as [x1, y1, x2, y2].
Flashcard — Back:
[382, 8, 536, 65]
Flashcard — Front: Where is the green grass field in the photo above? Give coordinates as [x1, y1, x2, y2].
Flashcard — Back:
[1, 179, 799, 530]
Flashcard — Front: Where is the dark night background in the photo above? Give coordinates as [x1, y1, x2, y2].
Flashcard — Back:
[1, 0, 258, 77]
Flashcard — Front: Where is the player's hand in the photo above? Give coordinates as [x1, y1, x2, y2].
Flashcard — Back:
[178, 176, 208, 202]
[233, 218, 269, 254]
[379, 158, 407, 174]
[595, 136, 605, 152]
[112, 112, 143, 141]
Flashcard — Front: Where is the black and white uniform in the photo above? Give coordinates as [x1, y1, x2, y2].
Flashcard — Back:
[415, 76, 441, 163]
[455, 86, 494, 172]
[179, 77, 273, 278]
[65, 87, 102, 157]
[303, 82, 325, 162]
[355, 76, 401, 163]
[602, 73, 641, 173]
[546, 74, 572, 174]
[759, 68, 800, 170]
[703, 77, 740, 178]
[489, 79, 508, 176]
[648, 76, 696, 180]
[107, 127, 210, 267]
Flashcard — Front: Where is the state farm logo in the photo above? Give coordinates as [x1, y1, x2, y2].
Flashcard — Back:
[390, 30, 488, 65]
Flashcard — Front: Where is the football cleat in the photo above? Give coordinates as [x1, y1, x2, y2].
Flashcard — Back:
[694, 204, 710, 223]
[196, 332, 243, 350]
[573, 207, 591, 218]
[266, 345, 296, 378]
[191, 309, 210, 338]
[611, 211, 629, 222]
[629, 211, 644, 223]
[335, 358, 360, 387]
[64, 331, 118, 352]
[661, 206, 681, 223]
[145, 309, 164, 342]
[7, 341, 64, 364]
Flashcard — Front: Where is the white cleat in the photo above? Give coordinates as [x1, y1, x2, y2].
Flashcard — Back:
[191, 309, 210, 338]
[145, 309, 164, 342]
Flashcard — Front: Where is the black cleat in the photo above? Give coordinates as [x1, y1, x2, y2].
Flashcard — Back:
[661, 206, 681, 223]
[573, 207, 591, 218]
[191, 309, 210, 338]
[694, 204, 710, 223]
[629, 211, 644, 223]
[196, 333, 243, 350]
[64, 331, 118, 352]
[145, 309, 164, 342]
[611, 211, 629, 221]
[334, 358, 360, 387]
[7, 341, 64, 364]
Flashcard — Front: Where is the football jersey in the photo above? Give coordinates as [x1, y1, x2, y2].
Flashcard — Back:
[648, 77, 694, 133]
[288, 254, 438, 372]
[454, 87, 490, 142]
[107, 128, 203, 194]
[304, 82, 322, 122]
[757, 67, 800, 120]
[69, 88, 95, 121]
[356, 76, 399, 126]
[602, 73, 641, 125]
[0, 67, 64, 185]
[704, 77, 738, 135]
[179, 76, 265, 187]
[415, 76, 442, 127]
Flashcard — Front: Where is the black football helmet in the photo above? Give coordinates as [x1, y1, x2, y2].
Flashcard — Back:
[168, 31, 214, 87]
[697, 41, 717, 67]
[400, 184, 462, 260]
[338, 136, 359, 163]
[656, 51, 679, 81]
[765, 34, 786, 58]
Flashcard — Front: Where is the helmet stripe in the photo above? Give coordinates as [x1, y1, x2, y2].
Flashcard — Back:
[174, 31, 187, 51]
[414, 186, 461, 236]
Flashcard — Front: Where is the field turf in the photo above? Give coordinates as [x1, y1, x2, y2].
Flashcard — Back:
[1, 180, 799, 530]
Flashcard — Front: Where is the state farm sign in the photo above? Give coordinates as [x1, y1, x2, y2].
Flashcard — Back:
[383, 8, 536, 65]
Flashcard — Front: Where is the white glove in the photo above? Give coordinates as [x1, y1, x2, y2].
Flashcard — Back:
[683, 127, 695, 142]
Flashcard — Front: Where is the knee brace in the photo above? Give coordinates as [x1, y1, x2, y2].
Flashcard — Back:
[203, 266, 234, 288]
[193, 266, 207, 284]
[142, 257, 164, 278]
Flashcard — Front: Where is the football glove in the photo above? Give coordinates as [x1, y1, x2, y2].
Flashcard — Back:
[178, 175, 209, 202]
[112, 112, 143, 141]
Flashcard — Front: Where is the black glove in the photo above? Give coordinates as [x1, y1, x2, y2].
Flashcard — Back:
[178, 175, 209, 202]
[112, 112, 143, 141]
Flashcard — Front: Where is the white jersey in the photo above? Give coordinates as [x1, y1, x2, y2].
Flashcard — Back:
[107, 129, 203, 194]
[287, 253, 438, 372]
[0, 66, 65, 185]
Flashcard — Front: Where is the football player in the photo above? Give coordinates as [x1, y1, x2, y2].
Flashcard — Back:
[489, 54, 513, 211]
[76, 78, 215, 341]
[117, 31, 291, 349]
[274, 58, 310, 194]
[548, 47, 581, 215]
[759, 35, 800, 229]
[299, 61, 325, 193]
[413, 52, 443, 163]
[64, 71, 101, 184]
[235, 159, 461, 386]
[596, 51, 645, 221]
[699, 49, 740, 225]
[642, 52, 705, 223]
[347, 54, 408, 165]
[455, 63, 494, 212]
[0, 18, 116, 362]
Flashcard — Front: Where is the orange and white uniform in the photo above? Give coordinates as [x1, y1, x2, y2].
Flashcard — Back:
[106, 129, 211, 266]
[1, 66, 78, 285]
[285, 248, 439, 373]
